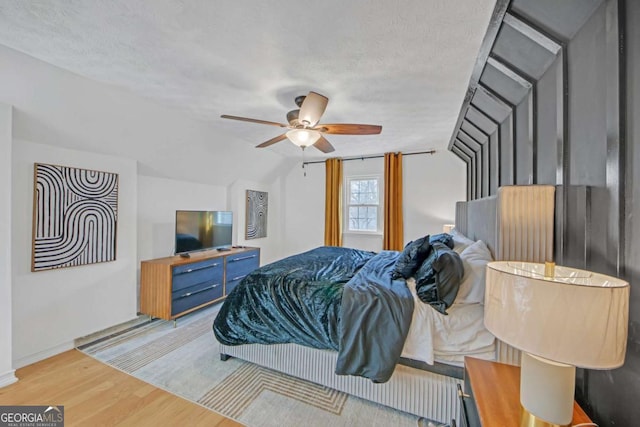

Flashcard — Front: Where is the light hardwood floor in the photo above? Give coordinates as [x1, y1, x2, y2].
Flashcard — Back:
[0, 349, 242, 426]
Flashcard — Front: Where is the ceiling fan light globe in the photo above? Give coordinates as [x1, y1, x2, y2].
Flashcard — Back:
[286, 129, 321, 148]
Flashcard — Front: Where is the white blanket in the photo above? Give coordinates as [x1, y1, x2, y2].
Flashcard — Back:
[401, 278, 495, 365]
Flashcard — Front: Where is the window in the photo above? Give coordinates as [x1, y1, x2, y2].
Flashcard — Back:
[346, 176, 381, 232]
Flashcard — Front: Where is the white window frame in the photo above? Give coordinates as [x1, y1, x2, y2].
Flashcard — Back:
[344, 174, 383, 235]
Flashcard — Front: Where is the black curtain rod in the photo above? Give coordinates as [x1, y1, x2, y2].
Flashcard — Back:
[302, 150, 436, 166]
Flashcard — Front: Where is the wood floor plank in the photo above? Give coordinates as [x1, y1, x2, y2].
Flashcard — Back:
[0, 350, 242, 427]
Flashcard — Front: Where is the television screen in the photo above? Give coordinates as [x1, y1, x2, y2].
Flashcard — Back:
[175, 210, 233, 254]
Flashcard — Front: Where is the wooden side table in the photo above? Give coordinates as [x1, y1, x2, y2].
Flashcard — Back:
[462, 357, 592, 427]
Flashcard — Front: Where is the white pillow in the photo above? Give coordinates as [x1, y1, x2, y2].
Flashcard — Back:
[451, 228, 475, 254]
[455, 240, 493, 304]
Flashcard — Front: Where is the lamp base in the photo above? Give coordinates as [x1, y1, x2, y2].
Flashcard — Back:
[520, 352, 575, 426]
[520, 406, 570, 427]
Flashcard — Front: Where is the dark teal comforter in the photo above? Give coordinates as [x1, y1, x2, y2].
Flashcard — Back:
[213, 246, 414, 383]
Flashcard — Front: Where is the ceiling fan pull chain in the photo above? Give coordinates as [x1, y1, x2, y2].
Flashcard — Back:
[301, 148, 307, 177]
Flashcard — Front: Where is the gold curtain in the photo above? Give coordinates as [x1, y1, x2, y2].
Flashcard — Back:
[383, 152, 404, 250]
[324, 158, 343, 246]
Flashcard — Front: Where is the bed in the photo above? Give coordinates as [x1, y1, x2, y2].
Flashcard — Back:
[214, 185, 556, 424]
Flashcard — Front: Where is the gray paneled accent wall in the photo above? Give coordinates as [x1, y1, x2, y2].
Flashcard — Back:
[449, 0, 639, 425]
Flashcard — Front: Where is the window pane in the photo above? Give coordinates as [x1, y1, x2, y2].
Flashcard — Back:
[347, 206, 373, 231]
[366, 206, 377, 221]
[365, 207, 377, 231]
[349, 206, 362, 230]
[350, 181, 359, 203]
[368, 179, 378, 204]
[372, 180, 379, 204]
[350, 179, 378, 205]
[349, 206, 360, 230]
[348, 207, 359, 231]
[366, 189, 376, 204]
[358, 206, 366, 226]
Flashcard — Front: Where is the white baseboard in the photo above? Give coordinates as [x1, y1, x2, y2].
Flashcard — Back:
[12, 315, 149, 370]
[0, 369, 18, 388]
[13, 341, 75, 369]
[74, 315, 150, 347]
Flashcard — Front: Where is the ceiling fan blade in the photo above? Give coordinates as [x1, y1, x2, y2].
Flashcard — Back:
[313, 136, 335, 153]
[256, 133, 288, 148]
[298, 92, 328, 127]
[221, 115, 287, 127]
[317, 123, 382, 135]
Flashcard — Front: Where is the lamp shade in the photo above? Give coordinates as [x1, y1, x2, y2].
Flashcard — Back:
[485, 261, 629, 369]
[442, 224, 455, 234]
[286, 129, 321, 147]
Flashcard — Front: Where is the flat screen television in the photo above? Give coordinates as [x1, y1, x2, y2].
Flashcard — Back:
[175, 210, 233, 254]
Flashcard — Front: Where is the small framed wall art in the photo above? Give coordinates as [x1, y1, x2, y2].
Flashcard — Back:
[32, 163, 119, 271]
[245, 189, 268, 239]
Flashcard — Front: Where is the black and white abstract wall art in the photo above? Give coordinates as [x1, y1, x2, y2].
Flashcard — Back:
[245, 190, 267, 240]
[32, 163, 119, 271]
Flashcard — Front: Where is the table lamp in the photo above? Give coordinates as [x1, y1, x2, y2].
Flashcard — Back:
[485, 261, 629, 427]
[442, 224, 455, 234]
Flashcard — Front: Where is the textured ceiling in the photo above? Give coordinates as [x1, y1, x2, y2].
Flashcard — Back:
[0, 0, 495, 162]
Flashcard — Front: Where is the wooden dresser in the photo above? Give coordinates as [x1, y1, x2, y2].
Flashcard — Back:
[462, 357, 592, 427]
[140, 247, 260, 321]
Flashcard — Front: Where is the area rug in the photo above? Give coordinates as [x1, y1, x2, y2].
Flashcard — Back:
[79, 303, 446, 427]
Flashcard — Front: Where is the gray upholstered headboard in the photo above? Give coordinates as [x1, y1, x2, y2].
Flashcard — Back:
[455, 195, 498, 257]
[454, 185, 556, 365]
[455, 185, 555, 263]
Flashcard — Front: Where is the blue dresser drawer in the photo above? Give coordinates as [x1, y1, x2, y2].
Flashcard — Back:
[172, 260, 223, 293]
[171, 281, 223, 315]
[226, 250, 259, 279]
[173, 258, 221, 275]
[225, 277, 243, 295]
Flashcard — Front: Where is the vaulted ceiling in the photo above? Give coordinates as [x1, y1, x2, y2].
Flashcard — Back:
[0, 0, 495, 169]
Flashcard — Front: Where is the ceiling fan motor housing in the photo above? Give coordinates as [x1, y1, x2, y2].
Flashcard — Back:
[286, 109, 300, 126]
[294, 95, 306, 107]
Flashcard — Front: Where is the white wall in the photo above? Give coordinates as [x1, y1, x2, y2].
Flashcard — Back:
[0, 104, 16, 386]
[281, 151, 466, 254]
[137, 175, 227, 262]
[403, 151, 466, 241]
[281, 162, 326, 258]
[12, 141, 137, 368]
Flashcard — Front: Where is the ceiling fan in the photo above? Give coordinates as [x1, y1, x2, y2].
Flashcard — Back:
[221, 91, 382, 153]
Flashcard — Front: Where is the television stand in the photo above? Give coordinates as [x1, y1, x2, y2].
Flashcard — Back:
[140, 247, 260, 321]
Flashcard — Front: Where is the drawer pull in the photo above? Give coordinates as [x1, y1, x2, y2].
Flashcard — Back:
[176, 283, 220, 299]
[231, 274, 247, 281]
[179, 263, 219, 274]
[230, 254, 257, 262]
